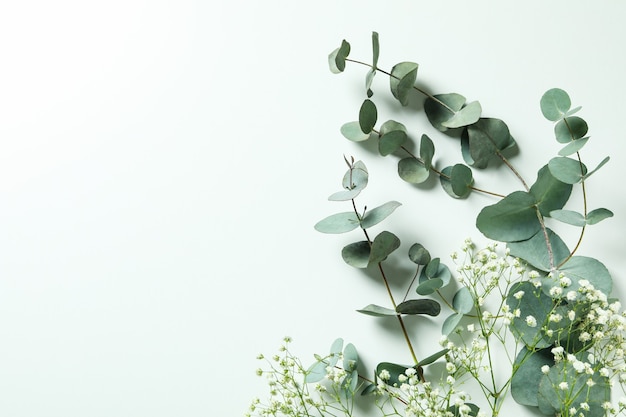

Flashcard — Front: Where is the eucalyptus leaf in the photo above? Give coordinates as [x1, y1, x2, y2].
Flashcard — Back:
[529, 164, 572, 216]
[462, 118, 516, 168]
[315, 212, 360, 234]
[549, 209, 586, 227]
[360, 201, 402, 229]
[441, 101, 482, 128]
[408, 243, 431, 265]
[424, 93, 465, 132]
[450, 164, 473, 198]
[507, 228, 570, 272]
[361, 383, 377, 396]
[506, 281, 553, 348]
[538, 360, 610, 417]
[356, 304, 397, 317]
[396, 299, 441, 316]
[328, 40, 351, 74]
[554, 116, 588, 143]
[359, 99, 377, 134]
[583, 156, 610, 180]
[419, 258, 452, 286]
[398, 157, 430, 184]
[452, 287, 473, 314]
[389, 62, 418, 106]
[379, 130, 407, 156]
[329, 160, 369, 201]
[419, 348, 449, 366]
[340, 121, 371, 142]
[416, 278, 444, 295]
[342, 343, 358, 372]
[369, 231, 400, 265]
[556, 256, 612, 298]
[586, 207, 613, 225]
[476, 191, 541, 242]
[510, 347, 554, 406]
[540, 88, 571, 121]
[442, 312, 463, 335]
[342, 241, 371, 268]
[420, 134, 435, 169]
[305, 359, 328, 383]
[376, 362, 415, 386]
[548, 156, 587, 184]
[558, 137, 589, 156]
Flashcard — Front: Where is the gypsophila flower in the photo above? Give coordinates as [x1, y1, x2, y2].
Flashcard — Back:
[514, 290, 525, 300]
[541, 365, 551, 374]
[525, 315, 537, 327]
[558, 381, 569, 390]
[379, 369, 391, 381]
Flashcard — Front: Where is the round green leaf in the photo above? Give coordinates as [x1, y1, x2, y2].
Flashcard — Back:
[416, 278, 443, 295]
[538, 360, 610, 417]
[341, 241, 370, 268]
[408, 243, 431, 265]
[424, 93, 465, 132]
[511, 347, 554, 406]
[554, 116, 588, 143]
[360, 201, 402, 229]
[452, 287, 473, 314]
[425, 258, 440, 279]
[555, 256, 612, 298]
[450, 164, 473, 198]
[476, 191, 541, 242]
[529, 164, 572, 216]
[506, 281, 553, 348]
[328, 39, 351, 74]
[315, 212, 360, 234]
[329, 160, 369, 201]
[389, 62, 418, 106]
[540, 88, 571, 121]
[342, 343, 358, 372]
[398, 157, 429, 184]
[442, 312, 463, 335]
[359, 99, 377, 134]
[340, 121, 371, 142]
[420, 258, 452, 286]
[507, 228, 570, 272]
[369, 231, 400, 265]
[548, 156, 587, 184]
[441, 101, 482, 128]
[379, 130, 407, 156]
[396, 299, 440, 316]
[462, 118, 516, 169]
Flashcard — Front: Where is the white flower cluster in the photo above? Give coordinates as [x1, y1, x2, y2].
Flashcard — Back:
[377, 366, 475, 417]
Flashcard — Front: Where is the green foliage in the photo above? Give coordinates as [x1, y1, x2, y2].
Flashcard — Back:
[510, 348, 554, 407]
[379, 120, 408, 156]
[461, 118, 516, 168]
[328, 40, 350, 74]
[476, 191, 540, 242]
[389, 62, 418, 106]
[540, 88, 572, 121]
[396, 299, 441, 316]
[359, 99, 377, 134]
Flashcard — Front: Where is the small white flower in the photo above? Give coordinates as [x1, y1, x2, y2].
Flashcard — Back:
[559, 277, 572, 287]
[525, 315, 537, 327]
[580, 402, 590, 410]
[446, 375, 456, 385]
[514, 290, 525, 300]
[541, 365, 550, 374]
[466, 324, 475, 333]
[566, 291, 577, 301]
[549, 286, 562, 297]
[558, 381, 569, 390]
[568, 310, 576, 321]
[446, 362, 457, 373]
[379, 369, 391, 381]
[600, 367, 610, 377]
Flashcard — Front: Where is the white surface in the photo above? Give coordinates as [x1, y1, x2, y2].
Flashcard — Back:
[0, 1, 625, 416]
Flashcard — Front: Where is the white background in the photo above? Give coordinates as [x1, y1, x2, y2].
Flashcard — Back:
[1, 1, 625, 416]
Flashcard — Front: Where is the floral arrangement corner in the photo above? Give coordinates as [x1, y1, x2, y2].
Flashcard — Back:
[247, 32, 623, 417]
